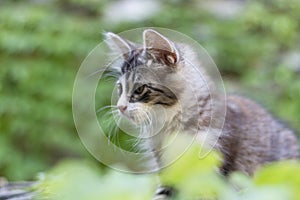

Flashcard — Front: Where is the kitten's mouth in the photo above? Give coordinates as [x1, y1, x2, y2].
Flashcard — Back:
[120, 111, 147, 125]
[119, 111, 131, 120]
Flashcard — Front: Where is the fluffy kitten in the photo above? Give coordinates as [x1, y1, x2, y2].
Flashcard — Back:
[105, 29, 299, 197]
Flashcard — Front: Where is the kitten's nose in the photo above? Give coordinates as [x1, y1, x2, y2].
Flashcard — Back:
[118, 105, 127, 113]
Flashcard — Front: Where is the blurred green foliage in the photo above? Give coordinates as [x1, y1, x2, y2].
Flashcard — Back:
[0, 0, 105, 180]
[37, 142, 300, 200]
[37, 160, 155, 200]
[0, 1, 300, 198]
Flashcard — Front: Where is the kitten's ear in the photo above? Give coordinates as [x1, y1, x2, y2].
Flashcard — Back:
[143, 29, 179, 65]
[104, 32, 133, 59]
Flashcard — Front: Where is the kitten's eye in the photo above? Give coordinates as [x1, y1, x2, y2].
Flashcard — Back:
[134, 85, 146, 95]
[117, 83, 122, 96]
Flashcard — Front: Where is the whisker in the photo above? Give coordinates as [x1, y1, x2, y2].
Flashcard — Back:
[96, 105, 118, 113]
[114, 116, 125, 153]
[96, 105, 120, 147]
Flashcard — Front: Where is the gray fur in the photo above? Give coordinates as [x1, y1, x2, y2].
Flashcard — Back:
[220, 95, 299, 175]
[105, 29, 299, 178]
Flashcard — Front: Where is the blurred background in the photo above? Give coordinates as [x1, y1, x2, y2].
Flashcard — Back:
[1, 0, 300, 182]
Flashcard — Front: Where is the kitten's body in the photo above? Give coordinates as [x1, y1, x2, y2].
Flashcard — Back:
[105, 29, 299, 178]
[220, 95, 299, 175]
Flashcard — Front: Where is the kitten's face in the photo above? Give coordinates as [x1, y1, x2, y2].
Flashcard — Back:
[116, 64, 177, 124]
[105, 29, 181, 124]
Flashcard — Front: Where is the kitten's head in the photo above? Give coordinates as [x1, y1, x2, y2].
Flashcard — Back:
[105, 30, 190, 125]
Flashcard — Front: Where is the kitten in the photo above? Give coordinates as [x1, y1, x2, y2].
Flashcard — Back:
[105, 29, 299, 198]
